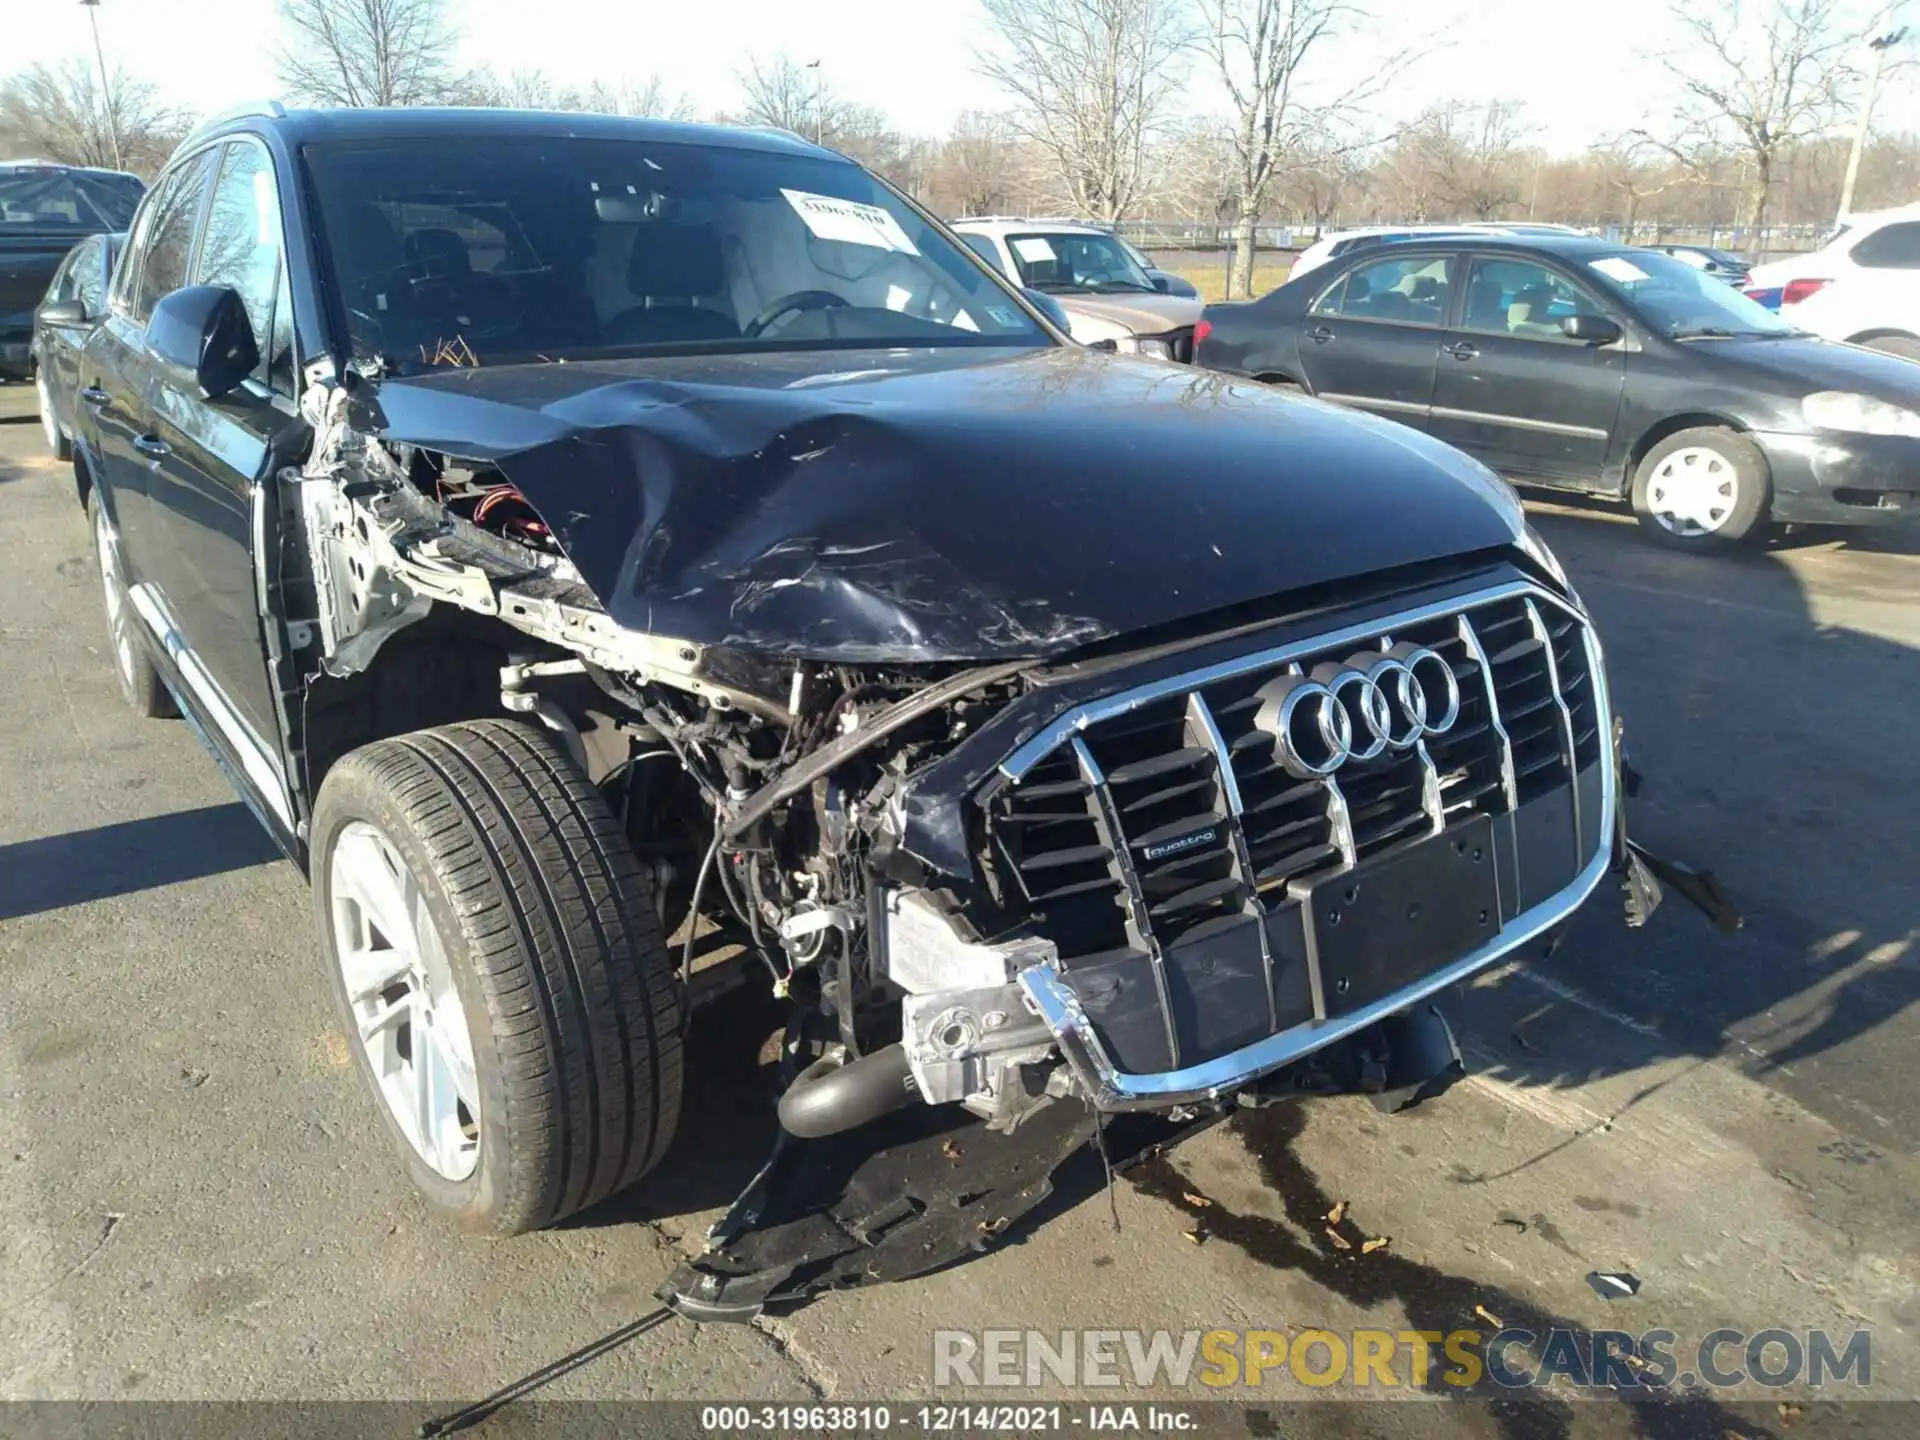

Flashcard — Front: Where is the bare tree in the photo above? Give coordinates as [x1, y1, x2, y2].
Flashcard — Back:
[1201, 0, 1403, 295]
[0, 58, 189, 176]
[1398, 100, 1528, 219]
[580, 75, 699, 122]
[275, 0, 472, 107]
[1640, 0, 1885, 235]
[977, 0, 1193, 221]
[739, 53, 841, 141]
[928, 111, 1024, 216]
[467, 69, 699, 119]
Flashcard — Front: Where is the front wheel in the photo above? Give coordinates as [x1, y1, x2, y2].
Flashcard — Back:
[36, 367, 71, 461]
[311, 719, 684, 1234]
[1630, 427, 1771, 546]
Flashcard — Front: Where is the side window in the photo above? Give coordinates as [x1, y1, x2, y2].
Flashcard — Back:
[132, 150, 218, 322]
[1460, 258, 1593, 340]
[959, 233, 1006, 274]
[46, 246, 81, 303]
[1850, 221, 1920, 269]
[195, 141, 287, 389]
[1316, 254, 1451, 326]
[77, 239, 111, 316]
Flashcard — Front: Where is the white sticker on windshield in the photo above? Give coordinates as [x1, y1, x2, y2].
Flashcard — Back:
[1589, 256, 1650, 284]
[1012, 237, 1056, 263]
[782, 189, 920, 255]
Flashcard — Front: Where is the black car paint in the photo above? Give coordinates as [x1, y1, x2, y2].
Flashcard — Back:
[73, 106, 1528, 862]
[364, 346, 1524, 662]
[1197, 234, 1920, 524]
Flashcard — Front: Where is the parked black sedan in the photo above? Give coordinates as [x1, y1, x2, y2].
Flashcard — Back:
[1196, 234, 1920, 545]
[29, 230, 123, 460]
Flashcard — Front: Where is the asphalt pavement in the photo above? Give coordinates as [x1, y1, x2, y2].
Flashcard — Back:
[1, 381, 1915, 1437]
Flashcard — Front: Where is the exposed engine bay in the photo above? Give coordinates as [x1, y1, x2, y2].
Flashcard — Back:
[285, 374, 1727, 1320]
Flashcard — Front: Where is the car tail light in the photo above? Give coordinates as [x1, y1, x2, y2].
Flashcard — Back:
[1193, 318, 1213, 349]
[1782, 277, 1832, 305]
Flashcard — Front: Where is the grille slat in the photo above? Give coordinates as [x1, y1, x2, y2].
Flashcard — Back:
[986, 588, 1598, 980]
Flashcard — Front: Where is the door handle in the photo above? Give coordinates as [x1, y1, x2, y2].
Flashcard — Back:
[79, 386, 110, 407]
[1306, 325, 1335, 344]
[133, 434, 171, 459]
[1446, 342, 1479, 361]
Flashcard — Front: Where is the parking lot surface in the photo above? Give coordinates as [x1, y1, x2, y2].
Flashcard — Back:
[1, 382, 1915, 1435]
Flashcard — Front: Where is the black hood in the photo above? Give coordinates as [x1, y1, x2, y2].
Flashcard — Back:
[363, 346, 1526, 662]
[1691, 333, 1920, 404]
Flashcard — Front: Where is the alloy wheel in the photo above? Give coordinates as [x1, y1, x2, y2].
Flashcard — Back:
[327, 821, 481, 1182]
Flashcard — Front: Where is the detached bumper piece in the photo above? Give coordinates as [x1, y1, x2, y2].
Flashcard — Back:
[988, 581, 1615, 1110]
[658, 1099, 1209, 1323]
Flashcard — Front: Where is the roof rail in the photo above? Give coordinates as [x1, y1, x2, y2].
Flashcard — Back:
[183, 100, 287, 145]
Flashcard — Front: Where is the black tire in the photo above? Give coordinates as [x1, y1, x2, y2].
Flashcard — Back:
[1629, 426, 1771, 547]
[311, 719, 683, 1234]
[87, 489, 175, 718]
[1860, 333, 1920, 361]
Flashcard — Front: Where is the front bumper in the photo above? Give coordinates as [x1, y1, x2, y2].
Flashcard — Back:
[0, 333, 29, 378]
[980, 577, 1613, 1111]
[1754, 429, 1920, 525]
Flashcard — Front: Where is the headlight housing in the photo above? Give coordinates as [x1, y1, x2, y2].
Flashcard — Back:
[1113, 333, 1174, 359]
[1801, 390, 1920, 436]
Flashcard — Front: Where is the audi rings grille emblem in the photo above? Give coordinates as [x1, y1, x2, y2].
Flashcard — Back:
[1252, 644, 1461, 778]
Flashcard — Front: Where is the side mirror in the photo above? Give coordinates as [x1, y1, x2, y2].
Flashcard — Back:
[1151, 273, 1172, 293]
[1561, 313, 1622, 345]
[39, 298, 89, 327]
[146, 285, 259, 400]
[1022, 287, 1073, 333]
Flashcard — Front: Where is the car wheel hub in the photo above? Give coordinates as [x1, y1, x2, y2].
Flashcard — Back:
[328, 820, 480, 1182]
[1647, 446, 1736, 537]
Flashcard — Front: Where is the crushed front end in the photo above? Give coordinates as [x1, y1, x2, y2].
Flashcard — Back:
[660, 566, 1625, 1318]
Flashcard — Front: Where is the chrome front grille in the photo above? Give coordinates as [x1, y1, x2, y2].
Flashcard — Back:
[985, 582, 1608, 1079]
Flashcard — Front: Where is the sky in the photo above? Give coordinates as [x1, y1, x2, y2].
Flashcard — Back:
[9, 0, 1918, 158]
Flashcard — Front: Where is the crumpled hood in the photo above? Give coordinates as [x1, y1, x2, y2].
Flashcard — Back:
[1056, 290, 1204, 340]
[363, 345, 1525, 662]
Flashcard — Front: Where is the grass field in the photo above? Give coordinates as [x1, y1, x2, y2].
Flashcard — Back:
[1167, 263, 1292, 302]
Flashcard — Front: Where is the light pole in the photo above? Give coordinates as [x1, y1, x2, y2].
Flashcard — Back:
[1839, 27, 1908, 224]
[805, 59, 823, 144]
[79, 0, 122, 172]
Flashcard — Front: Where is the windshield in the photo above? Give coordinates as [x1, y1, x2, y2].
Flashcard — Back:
[1586, 250, 1795, 337]
[1004, 231, 1156, 293]
[0, 166, 142, 232]
[302, 136, 1047, 371]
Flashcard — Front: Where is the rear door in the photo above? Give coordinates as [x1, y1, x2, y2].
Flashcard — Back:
[43, 237, 101, 411]
[1427, 254, 1626, 487]
[81, 149, 218, 575]
[142, 137, 300, 807]
[1293, 250, 1452, 429]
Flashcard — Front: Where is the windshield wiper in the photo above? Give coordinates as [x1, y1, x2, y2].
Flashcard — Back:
[1092, 281, 1155, 294]
[1671, 326, 1741, 339]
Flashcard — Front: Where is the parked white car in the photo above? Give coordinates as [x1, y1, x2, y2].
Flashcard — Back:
[1745, 205, 1920, 357]
[1288, 223, 1583, 280]
[951, 218, 1202, 358]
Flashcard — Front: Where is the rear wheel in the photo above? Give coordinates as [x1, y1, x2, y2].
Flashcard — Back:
[311, 719, 683, 1234]
[88, 491, 174, 717]
[1630, 427, 1770, 546]
[1860, 334, 1920, 361]
[35, 367, 71, 461]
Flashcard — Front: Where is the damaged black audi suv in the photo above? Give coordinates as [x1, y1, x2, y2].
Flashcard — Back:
[67, 104, 1640, 1318]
